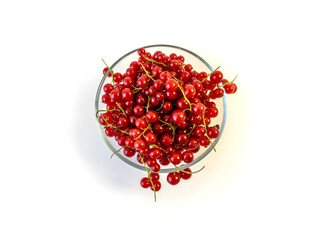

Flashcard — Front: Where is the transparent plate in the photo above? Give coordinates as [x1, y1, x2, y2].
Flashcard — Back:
[95, 44, 227, 173]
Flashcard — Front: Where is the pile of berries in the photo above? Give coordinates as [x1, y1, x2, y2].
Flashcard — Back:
[97, 47, 237, 201]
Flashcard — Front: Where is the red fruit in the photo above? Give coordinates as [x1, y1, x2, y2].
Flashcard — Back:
[182, 151, 194, 163]
[176, 133, 189, 145]
[207, 127, 219, 138]
[210, 88, 224, 99]
[145, 132, 157, 144]
[176, 97, 190, 110]
[187, 138, 199, 150]
[184, 84, 196, 99]
[140, 177, 150, 188]
[135, 118, 148, 130]
[121, 88, 134, 101]
[145, 110, 158, 123]
[133, 105, 145, 116]
[150, 172, 160, 182]
[151, 163, 161, 172]
[210, 70, 223, 84]
[224, 83, 236, 94]
[153, 123, 165, 134]
[123, 147, 136, 157]
[192, 102, 206, 115]
[165, 79, 178, 92]
[154, 79, 164, 90]
[113, 72, 123, 83]
[134, 139, 146, 150]
[160, 133, 174, 146]
[167, 172, 181, 185]
[179, 168, 192, 180]
[199, 136, 210, 147]
[162, 101, 172, 112]
[205, 106, 218, 118]
[169, 152, 182, 165]
[103, 83, 114, 93]
[149, 148, 163, 159]
[171, 110, 186, 125]
[150, 180, 161, 191]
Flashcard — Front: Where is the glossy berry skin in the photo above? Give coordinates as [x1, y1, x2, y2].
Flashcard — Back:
[160, 133, 173, 146]
[199, 136, 210, 147]
[123, 147, 136, 157]
[150, 181, 161, 191]
[192, 102, 205, 115]
[135, 118, 148, 130]
[179, 168, 192, 180]
[205, 106, 218, 118]
[171, 110, 186, 125]
[134, 139, 146, 151]
[145, 132, 157, 144]
[150, 172, 160, 182]
[182, 150, 194, 163]
[184, 84, 196, 99]
[140, 177, 151, 188]
[207, 127, 219, 138]
[169, 152, 182, 165]
[224, 83, 236, 94]
[121, 88, 134, 101]
[210, 88, 224, 99]
[210, 70, 223, 84]
[146, 110, 158, 123]
[167, 172, 181, 185]
[165, 79, 178, 92]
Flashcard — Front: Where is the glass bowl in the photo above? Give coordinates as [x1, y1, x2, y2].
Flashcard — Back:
[95, 44, 227, 173]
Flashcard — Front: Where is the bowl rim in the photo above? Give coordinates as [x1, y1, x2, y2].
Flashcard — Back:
[95, 44, 227, 173]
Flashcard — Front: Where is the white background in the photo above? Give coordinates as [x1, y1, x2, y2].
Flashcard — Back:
[1, 0, 325, 239]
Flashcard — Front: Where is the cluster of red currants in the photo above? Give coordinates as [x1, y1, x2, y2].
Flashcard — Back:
[97, 47, 237, 201]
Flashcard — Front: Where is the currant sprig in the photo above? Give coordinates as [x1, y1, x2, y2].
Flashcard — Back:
[98, 47, 238, 201]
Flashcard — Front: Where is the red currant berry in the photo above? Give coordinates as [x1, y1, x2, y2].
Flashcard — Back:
[210, 70, 223, 84]
[134, 139, 146, 151]
[123, 147, 136, 157]
[150, 172, 160, 182]
[205, 106, 218, 118]
[169, 152, 182, 165]
[165, 79, 178, 92]
[207, 126, 219, 138]
[145, 110, 158, 123]
[171, 110, 186, 125]
[167, 172, 181, 185]
[150, 180, 161, 191]
[182, 151, 194, 163]
[160, 133, 174, 146]
[179, 168, 192, 180]
[140, 177, 150, 188]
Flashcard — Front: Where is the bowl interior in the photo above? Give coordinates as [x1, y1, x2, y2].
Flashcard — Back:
[95, 44, 227, 173]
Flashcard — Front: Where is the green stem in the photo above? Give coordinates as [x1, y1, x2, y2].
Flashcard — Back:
[173, 164, 205, 174]
[171, 75, 192, 111]
[139, 62, 156, 82]
[158, 119, 176, 140]
[187, 124, 196, 137]
[201, 66, 220, 83]
[116, 103, 127, 117]
[202, 113, 216, 152]
[102, 58, 115, 84]
[141, 54, 168, 67]
[110, 146, 125, 159]
[140, 155, 156, 202]
[96, 109, 119, 118]
[135, 125, 150, 140]
[151, 144, 167, 153]
[98, 114, 128, 135]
